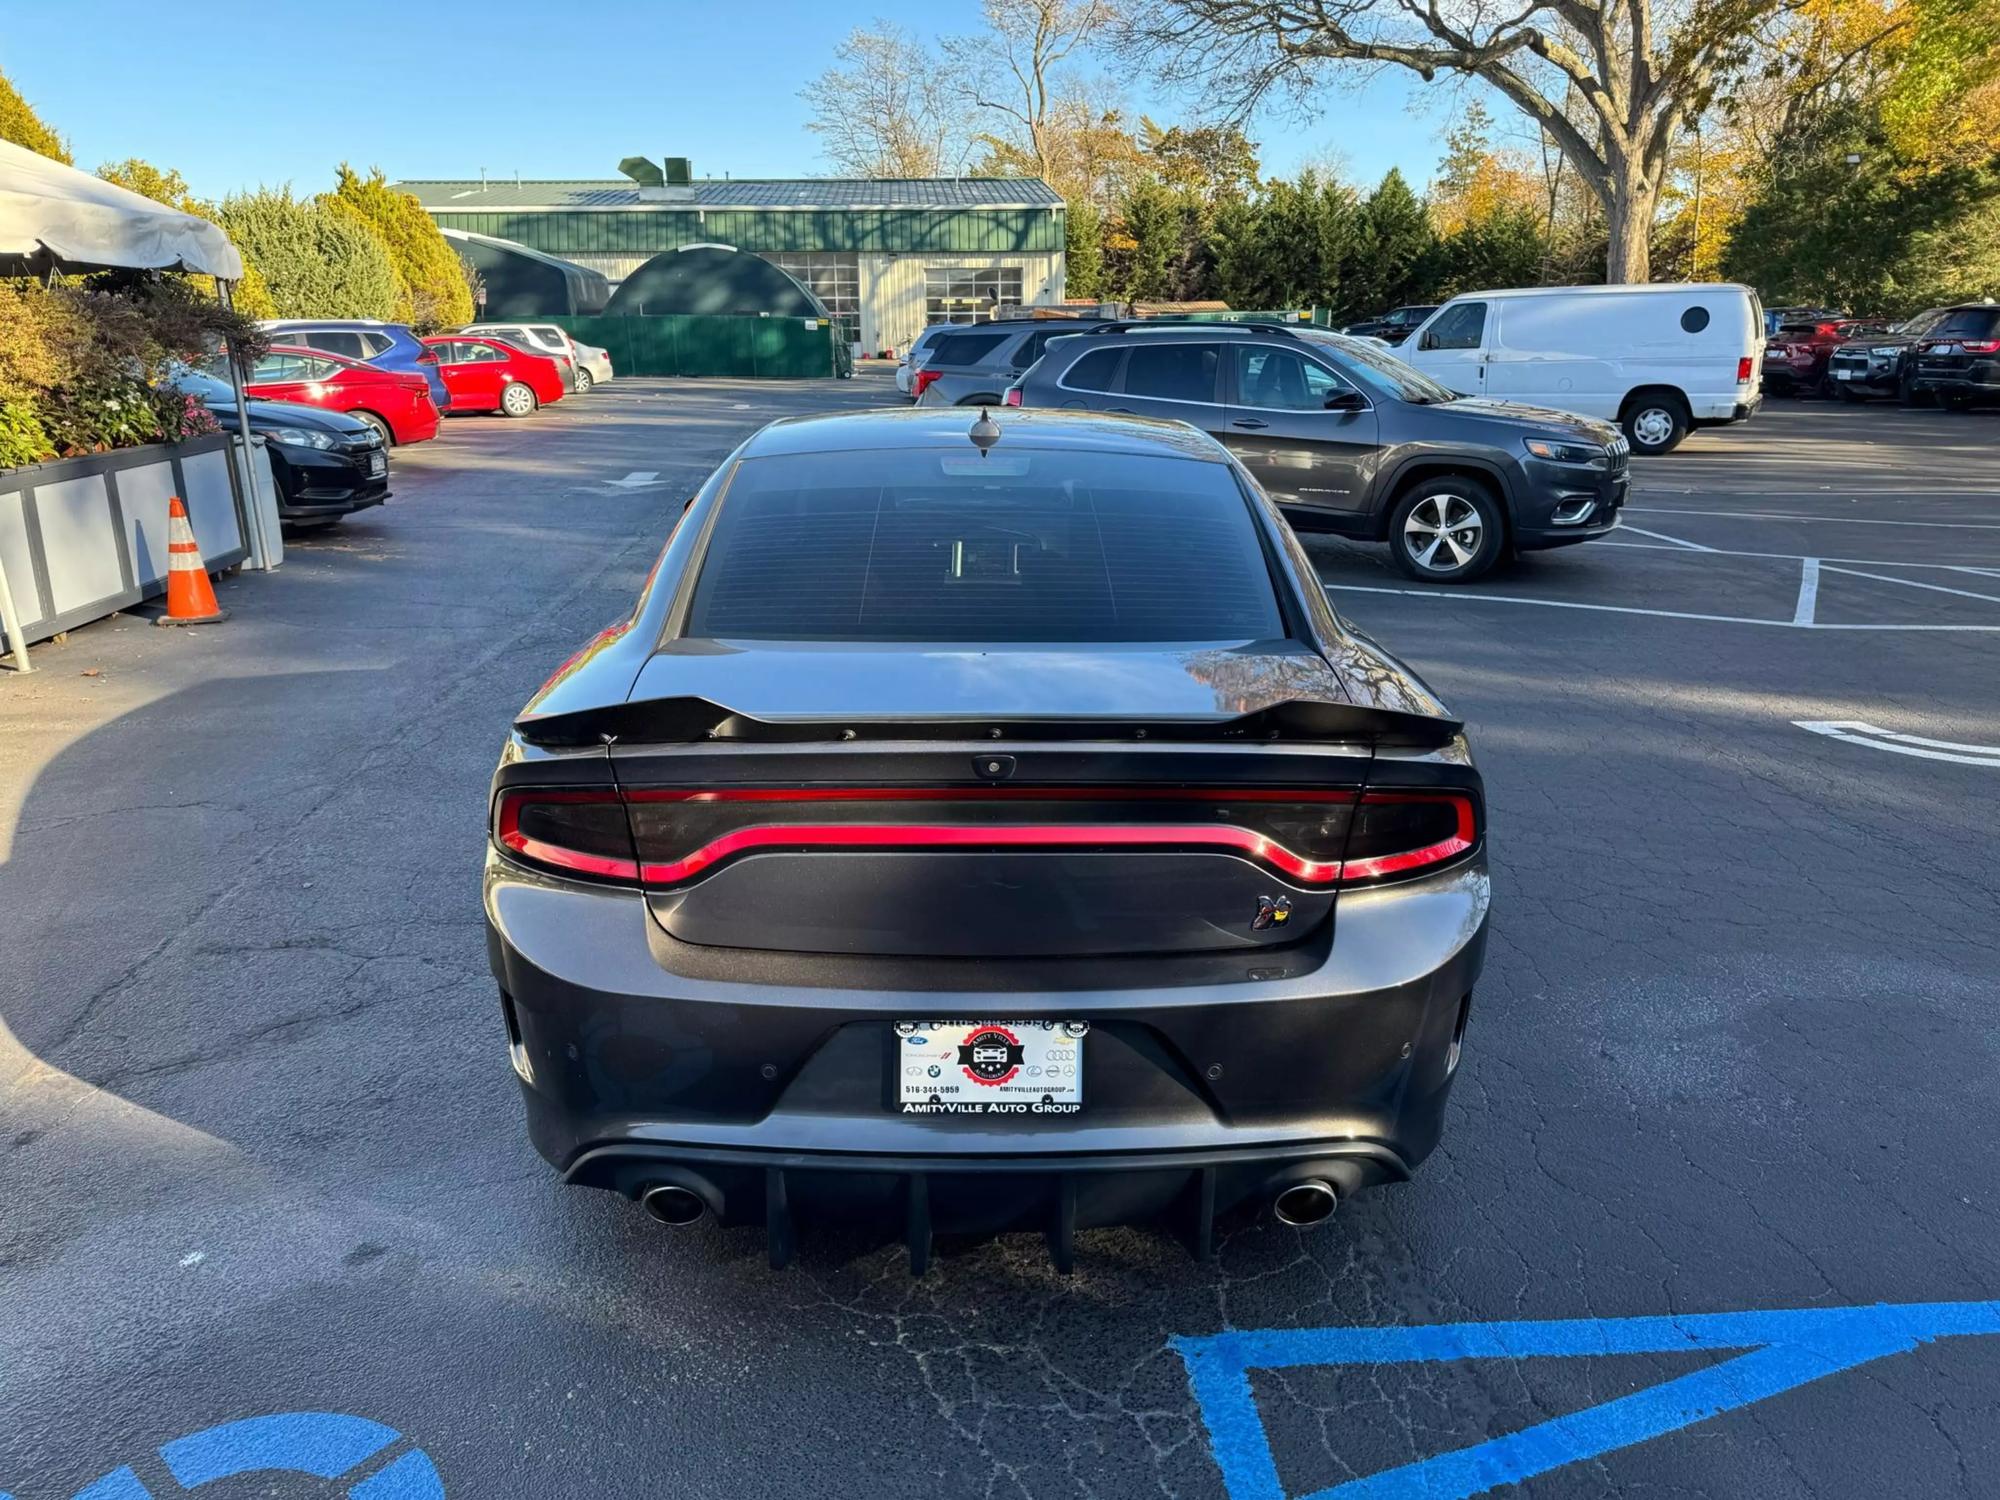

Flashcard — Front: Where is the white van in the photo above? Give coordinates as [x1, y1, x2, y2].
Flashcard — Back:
[1395, 283, 1765, 454]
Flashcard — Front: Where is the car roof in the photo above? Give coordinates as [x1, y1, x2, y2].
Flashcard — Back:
[262, 342, 360, 363]
[260, 319, 405, 329]
[740, 406, 1232, 463]
[1443, 283, 1753, 301]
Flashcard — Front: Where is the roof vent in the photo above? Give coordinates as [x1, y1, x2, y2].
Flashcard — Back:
[664, 157, 693, 186]
[618, 156, 664, 188]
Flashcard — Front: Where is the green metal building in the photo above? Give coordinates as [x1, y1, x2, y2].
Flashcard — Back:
[401, 164, 1066, 354]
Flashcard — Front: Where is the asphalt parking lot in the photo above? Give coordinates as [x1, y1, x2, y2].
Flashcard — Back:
[2, 374, 1997, 1499]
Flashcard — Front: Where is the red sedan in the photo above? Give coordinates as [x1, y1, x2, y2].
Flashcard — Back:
[244, 345, 440, 445]
[419, 336, 567, 417]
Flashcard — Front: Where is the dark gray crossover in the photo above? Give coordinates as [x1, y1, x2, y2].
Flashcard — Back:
[1009, 323, 1629, 582]
[485, 407, 1488, 1269]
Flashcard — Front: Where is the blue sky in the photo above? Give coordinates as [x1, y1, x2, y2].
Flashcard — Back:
[3, 0, 1461, 200]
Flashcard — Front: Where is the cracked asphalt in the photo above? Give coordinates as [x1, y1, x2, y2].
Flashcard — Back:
[2, 373, 1997, 1498]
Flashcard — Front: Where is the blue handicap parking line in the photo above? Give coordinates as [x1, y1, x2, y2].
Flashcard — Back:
[10, 1412, 444, 1500]
[1173, 1300, 2000, 1500]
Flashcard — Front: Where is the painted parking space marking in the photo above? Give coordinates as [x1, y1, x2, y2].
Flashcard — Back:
[1599, 538, 2000, 574]
[1173, 1301, 2000, 1500]
[9, 1413, 444, 1500]
[1325, 583, 2000, 631]
[1791, 559, 1821, 626]
[1627, 506, 2000, 531]
[1795, 720, 2000, 767]
[1820, 564, 2000, 605]
[1618, 525, 1718, 552]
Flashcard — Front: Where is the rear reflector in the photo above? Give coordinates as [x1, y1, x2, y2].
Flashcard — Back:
[494, 785, 1478, 890]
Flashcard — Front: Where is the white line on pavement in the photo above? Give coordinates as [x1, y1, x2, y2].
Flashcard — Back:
[605, 471, 661, 488]
[1628, 507, 2000, 530]
[1323, 583, 2000, 630]
[1792, 560, 1820, 626]
[1596, 539, 2000, 574]
[1795, 720, 2000, 767]
[1818, 565, 2000, 605]
[1620, 525, 1718, 552]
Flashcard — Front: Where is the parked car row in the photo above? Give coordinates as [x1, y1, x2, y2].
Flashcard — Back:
[165, 318, 616, 529]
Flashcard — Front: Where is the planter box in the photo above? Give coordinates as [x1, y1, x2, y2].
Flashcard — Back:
[0, 434, 248, 645]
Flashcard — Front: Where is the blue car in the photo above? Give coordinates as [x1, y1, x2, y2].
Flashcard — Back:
[257, 319, 451, 413]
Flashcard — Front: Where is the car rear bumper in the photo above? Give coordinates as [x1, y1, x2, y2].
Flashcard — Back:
[484, 852, 1489, 1252]
[1912, 360, 2000, 395]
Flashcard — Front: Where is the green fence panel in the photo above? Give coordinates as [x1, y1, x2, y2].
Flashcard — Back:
[544, 314, 839, 378]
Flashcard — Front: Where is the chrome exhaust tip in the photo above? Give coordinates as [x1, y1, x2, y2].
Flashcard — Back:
[641, 1184, 707, 1227]
[1272, 1179, 1340, 1228]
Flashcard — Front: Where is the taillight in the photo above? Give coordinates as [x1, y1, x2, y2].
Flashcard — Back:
[490, 784, 1479, 891]
[912, 369, 941, 398]
[1961, 340, 2000, 354]
[492, 789, 637, 881]
[1737, 357, 1754, 382]
[1003, 387, 1023, 407]
[1340, 792, 1479, 881]
[417, 350, 439, 365]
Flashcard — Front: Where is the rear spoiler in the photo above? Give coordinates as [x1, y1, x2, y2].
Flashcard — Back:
[515, 695, 1462, 751]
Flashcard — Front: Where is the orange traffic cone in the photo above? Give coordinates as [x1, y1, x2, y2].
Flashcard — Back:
[155, 496, 228, 627]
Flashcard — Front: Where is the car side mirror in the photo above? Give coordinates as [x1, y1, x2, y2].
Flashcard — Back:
[1323, 390, 1365, 411]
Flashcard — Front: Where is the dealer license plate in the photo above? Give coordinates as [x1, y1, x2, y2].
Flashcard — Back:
[368, 452, 387, 477]
[895, 1020, 1085, 1116]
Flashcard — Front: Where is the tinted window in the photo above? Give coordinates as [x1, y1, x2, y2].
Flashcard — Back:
[1233, 347, 1350, 410]
[689, 448, 1282, 643]
[360, 332, 394, 357]
[929, 332, 1011, 367]
[1934, 308, 2000, 338]
[304, 330, 368, 358]
[1061, 347, 1123, 392]
[1122, 343, 1220, 402]
[1302, 332, 1458, 404]
[1422, 303, 1486, 351]
[1680, 306, 1711, 333]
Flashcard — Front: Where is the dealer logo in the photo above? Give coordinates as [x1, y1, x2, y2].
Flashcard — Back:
[958, 1024, 1025, 1086]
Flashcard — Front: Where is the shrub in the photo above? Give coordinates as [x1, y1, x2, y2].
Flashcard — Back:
[0, 67, 68, 164]
[97, 158, 279, 318]
[215, 188, 401, 321]
[327, 165, 474, 331]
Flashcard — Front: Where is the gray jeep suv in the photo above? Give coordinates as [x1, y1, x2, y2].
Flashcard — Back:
[1009, 323, 1629, 582]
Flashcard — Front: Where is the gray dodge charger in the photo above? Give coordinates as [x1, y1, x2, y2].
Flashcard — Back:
[484, 406, 1490, 1270]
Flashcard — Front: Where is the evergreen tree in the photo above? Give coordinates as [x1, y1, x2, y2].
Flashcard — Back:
[1120, 177, 1179, 300]
[326, 165, 475, 331]
[0, 68, 68, 164]
[214, 189, 401, 322]
[1064, 197, 1105, 301]
[97, 159, 278, 318]
[1346, 169, 1437, 318]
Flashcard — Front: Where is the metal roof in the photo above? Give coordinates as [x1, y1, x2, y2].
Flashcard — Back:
[399, 178, 1063, 211]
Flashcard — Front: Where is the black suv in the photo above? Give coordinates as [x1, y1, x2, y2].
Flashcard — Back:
[1341, 305, 1438, 341]
[1008, 324, 1628, 582]
[1827, 304, 2000, 405]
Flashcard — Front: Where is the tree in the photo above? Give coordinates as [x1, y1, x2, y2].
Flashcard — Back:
[948, 0, 1119, 185]
[1348, 170, 1437, 315]
[801, 23, 973, 176]
[1141, 118, 1262, 200]
[214, 189, 400, 322]
[1127, 0, 1826, 282]
[1431, 203, 1550, 295]
[1064, 197, 1107, 299]
[96, 158, 278, 318]
[327, 165, 473, 330]
[1114, 176, 1179, 299]
[0, 67, 68, 164]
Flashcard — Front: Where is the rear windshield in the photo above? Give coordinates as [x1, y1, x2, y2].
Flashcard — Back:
[688, 447, 1283, 643]
[1935, 307, 2000, 338]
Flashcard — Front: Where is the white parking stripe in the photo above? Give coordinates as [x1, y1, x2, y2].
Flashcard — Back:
[1628, 507, 2000, 530]
[1597, 539, 2000, 574]
[1323, 583, 2000, 630]
[1818, 565, 2000, 605]
[1792, 560, 1820, 626]
[1795, 720, 2000, 767]
[1619, 526, 1718, 552]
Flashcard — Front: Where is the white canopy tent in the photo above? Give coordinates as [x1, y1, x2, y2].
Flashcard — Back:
[0, 138, 242, 278]
[0, 140, 264, 672]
